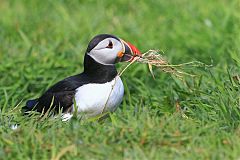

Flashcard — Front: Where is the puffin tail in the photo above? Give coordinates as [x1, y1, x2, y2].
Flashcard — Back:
[22, 99, 38, 114]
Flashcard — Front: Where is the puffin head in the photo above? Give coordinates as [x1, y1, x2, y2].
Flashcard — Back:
[86, 34, 141, 65]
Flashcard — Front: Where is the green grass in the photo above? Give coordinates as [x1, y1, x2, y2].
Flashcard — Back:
[0, 0, 240, 159]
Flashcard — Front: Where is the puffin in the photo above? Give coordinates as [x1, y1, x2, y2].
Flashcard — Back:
[23, 34, 141, 120]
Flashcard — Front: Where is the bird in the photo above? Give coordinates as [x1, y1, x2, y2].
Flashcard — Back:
[23, 34, 141, 121]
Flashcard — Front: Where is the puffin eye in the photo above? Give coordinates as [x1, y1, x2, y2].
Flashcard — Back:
[106, 40, 113, 49]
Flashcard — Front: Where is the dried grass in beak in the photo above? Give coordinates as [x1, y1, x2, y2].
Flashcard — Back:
[119, 49, 212, 79]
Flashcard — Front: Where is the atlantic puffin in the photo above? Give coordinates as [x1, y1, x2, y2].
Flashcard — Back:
[23, 34, 141, 120]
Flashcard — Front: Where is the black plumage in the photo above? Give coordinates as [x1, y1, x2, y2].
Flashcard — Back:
[23, 34, 119, 114]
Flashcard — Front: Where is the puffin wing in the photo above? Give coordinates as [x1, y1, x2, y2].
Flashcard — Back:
[35, 89, 76, 113]
[24, 74, 89, 114]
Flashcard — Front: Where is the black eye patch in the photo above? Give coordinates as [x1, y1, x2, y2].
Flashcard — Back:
[106, 40, 113, 49]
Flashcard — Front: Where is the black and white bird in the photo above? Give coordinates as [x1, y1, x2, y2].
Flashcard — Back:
[23, 34, 141, 120]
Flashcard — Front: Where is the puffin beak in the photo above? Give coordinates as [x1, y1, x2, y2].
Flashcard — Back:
[117, 39, 142, 62]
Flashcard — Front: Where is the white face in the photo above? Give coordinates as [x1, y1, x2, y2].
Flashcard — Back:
[87, 38, 124, 65]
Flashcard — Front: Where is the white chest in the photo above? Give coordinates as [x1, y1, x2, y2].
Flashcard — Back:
[73, 76, 124, 117]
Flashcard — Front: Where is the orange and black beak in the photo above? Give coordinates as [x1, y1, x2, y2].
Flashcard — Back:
[117, 39, 142, 62]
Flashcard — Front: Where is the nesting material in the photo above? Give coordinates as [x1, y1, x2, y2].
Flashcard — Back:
[99, 50, 212, 121]
[119, 50, 212, 79]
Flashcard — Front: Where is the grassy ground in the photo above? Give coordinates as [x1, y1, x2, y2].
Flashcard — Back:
[0, 0, 240, 159]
